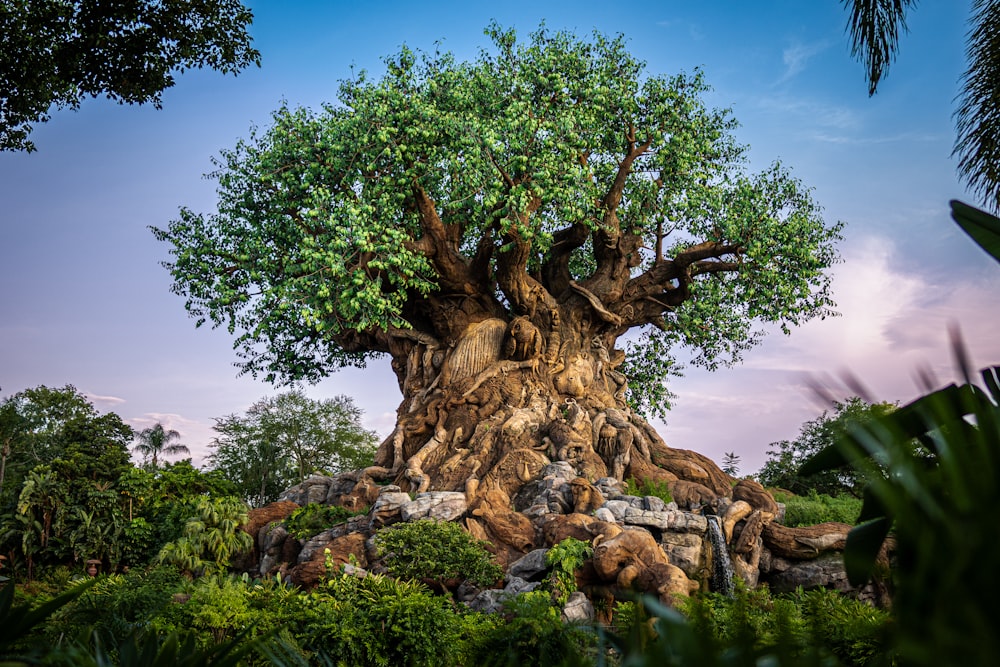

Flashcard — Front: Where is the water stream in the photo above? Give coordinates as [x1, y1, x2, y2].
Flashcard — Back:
[706, 514, 735, 597]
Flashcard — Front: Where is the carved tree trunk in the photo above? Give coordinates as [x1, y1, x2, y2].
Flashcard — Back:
[365, 305, 731, 506]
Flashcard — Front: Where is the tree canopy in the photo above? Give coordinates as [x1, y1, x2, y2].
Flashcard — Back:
[0, 0, 259, 151]
[208, 390, 378, 506]
[755, 397, 897, 497]
[155, 25, 841, 419]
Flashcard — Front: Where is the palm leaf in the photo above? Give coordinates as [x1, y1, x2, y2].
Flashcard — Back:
[950, 199, 1000, 263]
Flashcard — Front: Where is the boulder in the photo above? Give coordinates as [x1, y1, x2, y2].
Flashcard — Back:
[507, 548, 550, 581]
[660, 532, 706, 578]
[369, 487, 413, 529]
[732, 478, 780, 515]
[592, 528, 669, 584]
[721, 500, 753, 542]
[290, 532, 368, 588]
[561, 591, 595, 623]
[622, 507, 707, 534]
[401, 491, 467, 522]
[765, 552, 851, 593]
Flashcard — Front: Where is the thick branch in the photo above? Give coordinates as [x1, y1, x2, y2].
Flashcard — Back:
[541, 222, 589, 296]
[408, 182, 479, 295]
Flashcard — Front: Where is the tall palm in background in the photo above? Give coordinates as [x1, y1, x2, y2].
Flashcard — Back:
[133, 423, 190, 468]
[845, 0, 1000, 210]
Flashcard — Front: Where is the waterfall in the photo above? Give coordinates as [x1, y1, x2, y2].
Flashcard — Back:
[706, 514, 735, 597]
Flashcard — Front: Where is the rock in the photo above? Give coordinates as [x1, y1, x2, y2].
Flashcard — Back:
[369, 489, 413, 529]
[765, 552, 851, 593]
[622, 507, 707, 534]
[258, 523, 289, 576]
[635, 561, 699, 607]
[593, 507, 616, 524]
[401, 491, 467, 522]
[243, 500, 299, 542]
[508, 548, 549, 581]
[469, 489, 537, 564]
[762, 522, 851, 560]
[468, 589, 513, 615]
[504, 575, 541, 595]
[732, 478, 780, 515]
[290, 532, 368, 588]
[602, 500, 632, 522]
[594, 477, 626, 498]
[643, 495, 670, 513]
[732, 510, 768, 555]
[561, 591, 595, 623]
[660, 532, 705, 578]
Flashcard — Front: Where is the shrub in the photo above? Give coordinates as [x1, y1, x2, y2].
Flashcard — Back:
[285, 503, 362, 539]
[374, 519, 502, 588]
[302, 571, 465, 666]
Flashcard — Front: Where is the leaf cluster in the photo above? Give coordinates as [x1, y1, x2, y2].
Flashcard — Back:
[0, 0, 260, 151]
[374, 518, 503, 589]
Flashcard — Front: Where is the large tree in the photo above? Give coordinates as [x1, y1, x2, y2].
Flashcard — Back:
[155, 26, 841, 500]
[0, 0, 259, 151]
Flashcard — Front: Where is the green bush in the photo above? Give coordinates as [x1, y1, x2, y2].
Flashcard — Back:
[466, 590, 594, 667]
[774, 490, 863, 527]
[374, 519, 503, 588]
[285, 503, 362, 539]
[301, 571, 466, 666]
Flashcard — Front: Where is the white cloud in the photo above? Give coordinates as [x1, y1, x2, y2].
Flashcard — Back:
[778, 40, 831, 83]
[84, 392, 127, 409]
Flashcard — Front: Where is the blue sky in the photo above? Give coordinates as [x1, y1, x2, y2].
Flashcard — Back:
[2, 0, 996, 474]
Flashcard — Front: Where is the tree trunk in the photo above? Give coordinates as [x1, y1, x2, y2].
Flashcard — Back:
[365, 310, 733, 505]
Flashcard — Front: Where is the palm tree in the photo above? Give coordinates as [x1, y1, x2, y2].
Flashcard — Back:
[133, 423, 190, 468]
[844, 0, 1000, 210]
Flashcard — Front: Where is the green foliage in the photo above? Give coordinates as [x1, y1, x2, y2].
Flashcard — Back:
[208, 390, 378, 506]
[468, 590, 594, 667]
[774, 490, 863, 528]
[721, 452, 741, 476]
[802, 361, 1000, 666]
[756, 398, 896, 497]
[624, 476, 674, 504]
[543, 538, 593, 605]
[0, 0, 260, 152]
[302, 571, 466, 666]
[285, 503, 362, 539]
[154, 23, 841, 417]
[156, 497, 252, 577]
[375, 519, 502, 589]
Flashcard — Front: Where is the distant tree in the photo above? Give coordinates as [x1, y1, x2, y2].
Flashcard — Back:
[843, 0, 1000, 210]
[0, 0, 260, 151]
[208, 390, 378, 506]
[755, 397, 896, 497]
[133, 423, 190, 468]
[721, 451, 741, 477]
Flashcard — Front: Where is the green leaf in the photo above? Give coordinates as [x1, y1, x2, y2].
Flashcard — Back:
[950, 199, 1000, 263]
[844, 516, 893, 587]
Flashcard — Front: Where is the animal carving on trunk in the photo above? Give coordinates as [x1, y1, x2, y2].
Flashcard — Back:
[502, 316, 543, 363]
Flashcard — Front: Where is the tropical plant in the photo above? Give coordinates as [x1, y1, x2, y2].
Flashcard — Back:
[799, 200, 1000, 666]
[624, 476, 674, 504]
[133, 423, 190, 469]
[544, 538, 593, 605]
[843, 1, 1000, 210]
[156, 497, 252, 577]
[375, 519, 503, 589]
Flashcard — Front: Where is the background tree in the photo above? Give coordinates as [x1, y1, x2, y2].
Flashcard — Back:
[208, 390, 378, 506]
[156, 25, 841, 499]
[0, 0, 260, 151]
[755, 397, 896, 497]
[843, 0, 1000, 210]
[133, 423, 190, 468]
